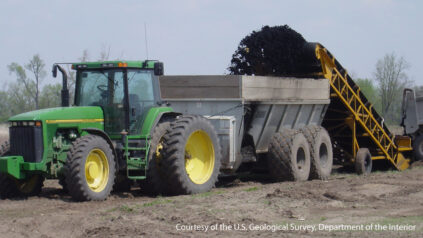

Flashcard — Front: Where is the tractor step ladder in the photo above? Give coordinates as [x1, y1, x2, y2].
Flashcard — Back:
[123, 135, 151, 179]
[315, 44, 411, 170]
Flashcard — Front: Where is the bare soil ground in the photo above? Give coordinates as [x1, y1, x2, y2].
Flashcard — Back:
[1, 129, 423, 237]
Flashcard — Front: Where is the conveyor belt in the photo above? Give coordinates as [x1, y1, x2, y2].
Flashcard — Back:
[313, 43, 411, 170]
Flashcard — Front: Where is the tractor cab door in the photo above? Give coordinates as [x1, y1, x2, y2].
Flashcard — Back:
[126, 69, 157, 134]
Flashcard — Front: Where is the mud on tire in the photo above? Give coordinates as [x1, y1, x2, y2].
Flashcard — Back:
[267, 129, 311, 181]
[161, 115, 221, 195]
[300, 125, 333, 180]
[65, 135, 116, 201]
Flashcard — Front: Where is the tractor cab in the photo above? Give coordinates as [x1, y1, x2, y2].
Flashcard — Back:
[63, 61, 163, 136]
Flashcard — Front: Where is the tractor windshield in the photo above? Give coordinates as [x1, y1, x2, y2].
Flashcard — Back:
[75, 69, 126, 134]
[76, 69, 125, 107]
[75, 68, 156, 135]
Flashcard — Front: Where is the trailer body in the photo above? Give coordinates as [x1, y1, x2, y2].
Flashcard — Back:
[159, 75, 330, 172]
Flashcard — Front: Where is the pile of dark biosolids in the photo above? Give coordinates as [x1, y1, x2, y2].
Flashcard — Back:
[228, 25, 321, 77]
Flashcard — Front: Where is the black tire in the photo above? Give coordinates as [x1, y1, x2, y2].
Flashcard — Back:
[413, 134, 423, 161]
[267, 129, 311, 181]
[139, 121, 171, 195]
[161, 115, 221, 195]
[355, 148, 372, 175]
[0, 141, 44, 198]
[65, 135, 116, 201]
[301, 125, 333, 180]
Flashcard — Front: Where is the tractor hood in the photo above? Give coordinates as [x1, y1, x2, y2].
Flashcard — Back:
[9, 106, 104, 122]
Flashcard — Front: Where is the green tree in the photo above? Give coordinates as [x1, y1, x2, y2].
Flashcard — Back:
[354, 78, 382, 114]
[374, 53, 411, 124]
[0, 91, 11, 122]
[39, 83, 61, 108]
[7, 82, 35, 115]
[8, 54, 46, 109]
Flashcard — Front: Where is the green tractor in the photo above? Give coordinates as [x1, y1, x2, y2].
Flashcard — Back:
[0, 61, 221, 201]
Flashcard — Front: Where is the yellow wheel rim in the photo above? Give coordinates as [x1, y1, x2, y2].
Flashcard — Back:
[184, 130, 215, 184]
[85, 149, 109, 192]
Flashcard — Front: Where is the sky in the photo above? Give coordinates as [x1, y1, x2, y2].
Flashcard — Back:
[0, 0, 422, 86]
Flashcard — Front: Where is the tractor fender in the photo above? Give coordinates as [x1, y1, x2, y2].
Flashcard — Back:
[150, 111, 182, 134]
[81, 128, 117, 160]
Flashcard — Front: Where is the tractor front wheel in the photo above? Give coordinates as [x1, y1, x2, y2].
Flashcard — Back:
[65, 135, 116, 201]
[0, 174, 44, 199]
[0, 141, 44, 198]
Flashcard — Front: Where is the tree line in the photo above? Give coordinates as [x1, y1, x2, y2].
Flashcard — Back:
[0, 49, 107, 122]
[355, 53, 414, 125]
[0, 51, 416, 125]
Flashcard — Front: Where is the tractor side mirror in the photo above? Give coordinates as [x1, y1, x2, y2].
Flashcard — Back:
[52, 64, 58, 78]
[154, 62, 164, 76]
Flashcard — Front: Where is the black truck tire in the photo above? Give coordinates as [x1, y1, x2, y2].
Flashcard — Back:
[301, 125, 333, 180]
[355, 148, 372, 175]
[0, 141, 44, 198]
[139, 121, 171, 195]
[161, 115, 221, 195]
[412, 134, 423, 161]
[267, 129, 311, 181]
[65, 135, 116, 201]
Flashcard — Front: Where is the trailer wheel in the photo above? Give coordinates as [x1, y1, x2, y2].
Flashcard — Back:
[65, 135, 116, 201]
[0, 141, 44, 198]
[355, 148, 372, 175]
[301, 125, 333, 180]
[268, 130, 311, 181]
[161, 115, 221, 195]
[412, 134, 423, 161]
[139, 121, 171, 195]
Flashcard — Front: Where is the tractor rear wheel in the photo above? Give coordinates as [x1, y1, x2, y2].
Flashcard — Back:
[355, 148, 372, 175]
[267, 129, 311, 181]
[139, 121, 171, 196]
[65, 135, 116, 201]
[0, 141, 44, 198]
[301, 125, 333, 180]
[161, 115, 221, 195]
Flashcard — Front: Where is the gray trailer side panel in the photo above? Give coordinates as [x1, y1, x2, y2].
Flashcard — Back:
[159, 75, 330, 172]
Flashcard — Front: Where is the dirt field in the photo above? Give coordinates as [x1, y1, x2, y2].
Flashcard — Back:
[1, 128, 423, 237]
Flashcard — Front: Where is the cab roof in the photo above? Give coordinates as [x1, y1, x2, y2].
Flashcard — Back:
[72, 60, 157, 69]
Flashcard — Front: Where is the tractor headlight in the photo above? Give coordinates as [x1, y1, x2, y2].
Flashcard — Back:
[28, 121, 35, 126]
